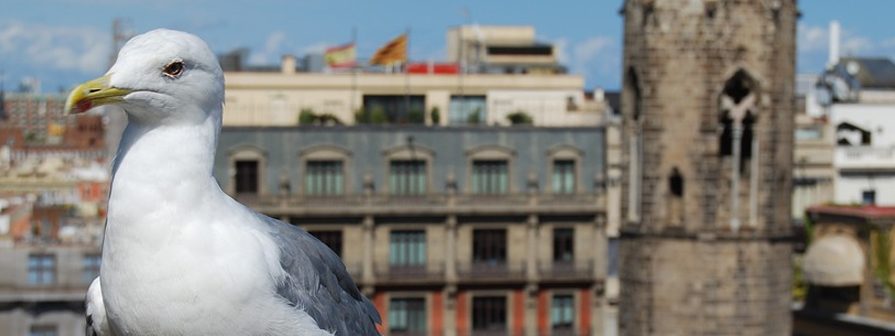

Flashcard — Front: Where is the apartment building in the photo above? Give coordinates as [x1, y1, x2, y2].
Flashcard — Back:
[214, 126, 611, 336]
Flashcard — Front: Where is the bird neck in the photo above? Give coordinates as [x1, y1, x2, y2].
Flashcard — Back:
[108, 110, 222, 224]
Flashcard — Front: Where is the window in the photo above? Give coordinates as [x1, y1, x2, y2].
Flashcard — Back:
[305, 160, 343, 196]
[473, 229, 506, 265]
[27, 254, 55, 285]
[472, 296, 507, 331]
[29, 325, 57, 336]
[361, 95, 426, 124]
[82, 254, 101, 284]
[553, 228, 574, 263]
[449, 95, 487, 125]
[551, 294, 574, 330]
[389, 298, 426, 334]
[669, 167, 684, 197]
[472, 160, 509, 194]
[309, 230, 343, 257]
[862, 190, 876, 206]
[552, 160, 576, 194]
[390, 230, 426, 268]
[718, 70, 757, 161]
[390, 160, 427, 195]
[234, 160, 259, 194]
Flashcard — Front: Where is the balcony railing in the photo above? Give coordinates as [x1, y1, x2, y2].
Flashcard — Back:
[233, 192, 603, 216]
[835, 146, 895, 171]
[538, 260, 596, 282]
[457, 261, 527, 282]
[375, 264, 445, 284]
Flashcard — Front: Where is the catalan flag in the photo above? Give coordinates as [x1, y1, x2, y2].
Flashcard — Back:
[325, 43, 357, 68]
[370, 34, 407, 66]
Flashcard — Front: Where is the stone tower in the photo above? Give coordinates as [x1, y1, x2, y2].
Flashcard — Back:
[618, 0, 797, 335]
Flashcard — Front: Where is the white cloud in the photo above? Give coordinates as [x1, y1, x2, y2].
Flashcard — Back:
[842, 35, 872, 56]
[249, 31, 288, 65]
[798, 23, 828, 53]
[553, 37, 569, 64]
[573, 36, 613, 69]
[0, 21, 110, 73]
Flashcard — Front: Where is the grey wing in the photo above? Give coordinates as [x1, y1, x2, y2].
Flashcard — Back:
[261, 215, 381, 335]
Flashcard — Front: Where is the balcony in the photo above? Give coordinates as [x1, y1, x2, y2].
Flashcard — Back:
[538, 261, 596, 283]
[233, 192, 604, 217]
[375, 264, 445, 285]
[835, 146, 895, 172]
[457, 261, 527, 283]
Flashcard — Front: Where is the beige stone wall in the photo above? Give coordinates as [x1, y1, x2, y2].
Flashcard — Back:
[619, 0, 798, 334]
[620, 238, 793, 335]
[221, 72, 598, 127]
[342, 225, 364, 270]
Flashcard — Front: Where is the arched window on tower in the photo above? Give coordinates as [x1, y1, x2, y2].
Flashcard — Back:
[719, 70, 759, 230]
[719, 70, 758, 168]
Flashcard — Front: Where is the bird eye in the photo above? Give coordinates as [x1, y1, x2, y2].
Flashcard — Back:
[163, 60, 184, 78]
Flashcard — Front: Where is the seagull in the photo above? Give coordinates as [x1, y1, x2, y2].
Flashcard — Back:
[67, 29, 381, 336]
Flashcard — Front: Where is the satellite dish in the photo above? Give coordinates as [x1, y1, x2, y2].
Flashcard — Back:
[814, 83, 832, 107]
[847, 61, 860, 76]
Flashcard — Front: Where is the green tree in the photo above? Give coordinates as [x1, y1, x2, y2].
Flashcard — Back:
[298, 108, 317, 125]
[507, 110, 533, 125]
[318, 113, 343, 125]
[430, 107, 441, 125]
[370, 106, 387, 124]
[408, 109, 425, 124]
[354, 107, 368, 124]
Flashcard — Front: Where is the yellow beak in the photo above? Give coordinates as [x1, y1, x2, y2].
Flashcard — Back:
[64, 75, 132, 115]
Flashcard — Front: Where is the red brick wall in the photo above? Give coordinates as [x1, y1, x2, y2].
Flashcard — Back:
[431, 291, 443, 336]
[513, 290, 525, 336]
[579, 288, 591, 336]
[538, 290, 549, 335]
[456, 291, 468, 336]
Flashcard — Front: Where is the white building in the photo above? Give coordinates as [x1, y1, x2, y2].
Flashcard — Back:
[819, 57, 895, 205]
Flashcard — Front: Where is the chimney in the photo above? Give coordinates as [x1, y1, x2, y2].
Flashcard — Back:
[281, 55, 296, 74]
[829, 21, 840, 68]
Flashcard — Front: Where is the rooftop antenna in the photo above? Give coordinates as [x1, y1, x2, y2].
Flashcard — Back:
[111, 18, 133, 66]
[828, 20, 840, 68]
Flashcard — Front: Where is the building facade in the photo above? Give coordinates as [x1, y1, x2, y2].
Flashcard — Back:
[618, 0, 797, 334]
[214, 126, 612, 336]
[220, 25, 609, 129]
[0, 245, 99, 336]
[817, 58, 895, 206]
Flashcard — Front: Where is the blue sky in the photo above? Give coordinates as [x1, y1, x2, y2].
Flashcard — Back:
[0, 0, 892, 93]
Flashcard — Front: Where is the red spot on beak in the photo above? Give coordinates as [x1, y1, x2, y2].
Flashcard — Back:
[76, 100, 93, 113]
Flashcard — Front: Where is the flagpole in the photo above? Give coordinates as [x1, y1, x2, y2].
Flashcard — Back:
[351, 26, 358, 118]
[404, 27, 411, 124]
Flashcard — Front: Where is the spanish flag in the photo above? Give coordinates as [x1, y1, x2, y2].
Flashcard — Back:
[370, 34, 407, 65]
[325, 43, 357, 68]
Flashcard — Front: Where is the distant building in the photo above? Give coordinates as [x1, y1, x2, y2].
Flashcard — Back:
[817, 57, 895, 205]
[0, 244, 99, 336]
[1, 93, 70, 145]
[214, 126, 613, 336]
[446, 25, 565, 75]
[793, 75, 835, 222]
[220, 25, 608, 128]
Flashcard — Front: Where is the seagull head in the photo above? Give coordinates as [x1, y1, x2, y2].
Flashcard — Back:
[65, 29, 224, 125]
